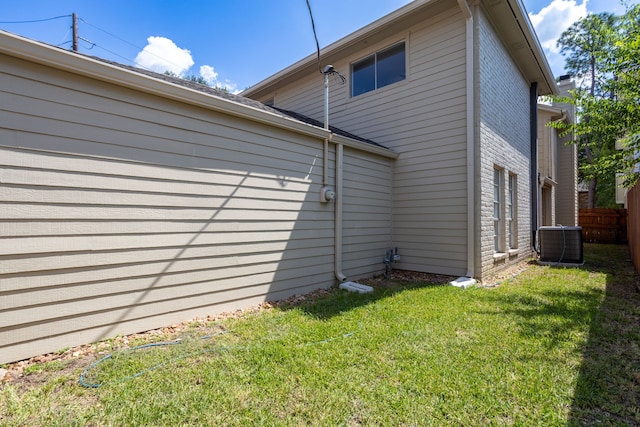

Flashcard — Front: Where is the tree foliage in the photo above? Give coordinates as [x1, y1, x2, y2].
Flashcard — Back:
[551, 6, 640, 207]
[162, 70, 230, 92]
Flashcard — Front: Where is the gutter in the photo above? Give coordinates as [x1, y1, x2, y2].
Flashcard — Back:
[0, 31, 399, 161]
[531, 82, 540, 253]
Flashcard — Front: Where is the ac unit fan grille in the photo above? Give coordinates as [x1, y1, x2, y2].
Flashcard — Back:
[539, 226, 583, 264]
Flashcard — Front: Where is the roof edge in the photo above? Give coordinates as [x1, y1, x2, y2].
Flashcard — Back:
[0, 31, 330, 139]
[509, 0, 558, 95]
[242, 0, 437, 98]
[0, 30, 397, 159]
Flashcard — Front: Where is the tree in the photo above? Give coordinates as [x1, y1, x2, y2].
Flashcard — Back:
[552, 6, 640, 207]
[555, 12, 618, 208]
[163, 70, 229, 92]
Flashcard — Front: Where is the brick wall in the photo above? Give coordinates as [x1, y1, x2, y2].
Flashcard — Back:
[477, 10, 533, 279]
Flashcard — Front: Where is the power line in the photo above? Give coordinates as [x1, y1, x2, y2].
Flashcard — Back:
[2, 12, 197, 76]
[78, 17, 194, 74]
[305, 0, 322, 74]
[79, 17, 146, 53]
[0, 14, 71, 24]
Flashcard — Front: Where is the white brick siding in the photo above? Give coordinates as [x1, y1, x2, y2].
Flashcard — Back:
[477, 10, 533, 278]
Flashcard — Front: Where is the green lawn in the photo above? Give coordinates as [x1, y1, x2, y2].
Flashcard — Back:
[2, 244, 639, 426]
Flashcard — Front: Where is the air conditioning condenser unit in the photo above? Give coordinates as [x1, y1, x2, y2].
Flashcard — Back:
[538, 226, 584, 265]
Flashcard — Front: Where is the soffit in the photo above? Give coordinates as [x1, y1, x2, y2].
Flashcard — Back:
[482, 0, 557, 95]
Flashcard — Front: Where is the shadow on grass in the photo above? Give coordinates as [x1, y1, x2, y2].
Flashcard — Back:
[567, 244, 640, 426]
[274, 272, 454, 321]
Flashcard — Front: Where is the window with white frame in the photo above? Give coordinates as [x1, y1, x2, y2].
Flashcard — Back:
[351, 42, 406, 97]
[507, 173, 517, 250]
[493, 168, 503, 253]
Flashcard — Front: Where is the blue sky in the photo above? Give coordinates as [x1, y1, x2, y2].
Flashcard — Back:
[1, 0, 636, 92]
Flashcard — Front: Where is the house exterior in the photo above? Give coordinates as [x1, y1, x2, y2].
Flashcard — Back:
[0, 0, 566, 364]
[0, 31, 397, 364]
[537, 77, 578, 228]
[243, 0, 558, 280]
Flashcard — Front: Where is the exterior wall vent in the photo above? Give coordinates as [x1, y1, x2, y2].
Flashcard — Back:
[538, 226, 584, 264]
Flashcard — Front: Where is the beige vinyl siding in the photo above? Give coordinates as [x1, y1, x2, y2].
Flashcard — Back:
[0, 55, 345, 363]
[556, 132, 578, 226]
[342, 147, 394, 278]
[537, 108, 557, 226]
[555, 82, 579, 227]
[255, 6, 469, 276]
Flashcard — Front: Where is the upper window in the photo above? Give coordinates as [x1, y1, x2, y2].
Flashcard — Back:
[351, 42, 406, 97]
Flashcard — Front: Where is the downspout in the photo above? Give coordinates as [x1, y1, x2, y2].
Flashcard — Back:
[335, 142, 347, 282]
[530, 82, 540, 254]
[459, 0, 476, 280]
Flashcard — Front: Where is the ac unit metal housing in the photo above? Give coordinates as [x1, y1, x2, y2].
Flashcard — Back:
[538, 226, 584, 264]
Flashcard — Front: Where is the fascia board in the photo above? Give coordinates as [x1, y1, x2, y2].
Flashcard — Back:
[331, 134, 399, 159]
[0, 31, 331, 141]
[242, 0, 437, 98]
[0, 31, 397, 159]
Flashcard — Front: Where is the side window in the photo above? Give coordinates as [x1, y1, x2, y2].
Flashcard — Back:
[507, 173, 517, 250]
[493, 168, 504, 253]
[352, 42, 405, 97]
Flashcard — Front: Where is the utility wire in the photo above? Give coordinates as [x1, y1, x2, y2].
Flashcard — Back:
[78, 36, 96, 50]
[0, 15, 71, 24]
[305, 0, 322, 74]
[3, 13, 201, 77]
[79, 17, 145, 53]
[78, 17, 194, 74]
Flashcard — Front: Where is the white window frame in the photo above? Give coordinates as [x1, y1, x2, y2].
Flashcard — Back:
[351, 41, 406, 97]
[493, 168, 504, 253]
[507, 173, 517, 250]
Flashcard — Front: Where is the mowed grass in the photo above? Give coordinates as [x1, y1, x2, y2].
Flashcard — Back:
[1, 244, 639, 426]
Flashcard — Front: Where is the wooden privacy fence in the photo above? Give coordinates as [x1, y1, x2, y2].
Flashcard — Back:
[579, 208, 628, 244]
[627, 183, 640, 274]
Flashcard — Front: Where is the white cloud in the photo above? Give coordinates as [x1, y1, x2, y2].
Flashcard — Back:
[199, 65, 240, 94]
[199, 65, 218, 85]
[135, 36, 194, 76]
[529, 0, 588, 75]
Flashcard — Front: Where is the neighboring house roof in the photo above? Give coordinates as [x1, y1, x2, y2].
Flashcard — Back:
[242, 0, 558, 99]
[0, 30, 396, 158]
[538, 103, 570, 124]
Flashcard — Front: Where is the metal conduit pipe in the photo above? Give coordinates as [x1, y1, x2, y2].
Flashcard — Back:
[335, 141, 347, 282]
[323, 65, 346, 282]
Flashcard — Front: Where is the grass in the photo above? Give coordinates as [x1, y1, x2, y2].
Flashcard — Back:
[1, 244, 639, 426]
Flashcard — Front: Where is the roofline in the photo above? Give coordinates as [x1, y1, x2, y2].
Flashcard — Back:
[0, 30, 398, 159]
[243, 0, 558, 97]
[537, 103, 562, 113]
[509, 0, 558, 95]
[242, 0, 438, 98]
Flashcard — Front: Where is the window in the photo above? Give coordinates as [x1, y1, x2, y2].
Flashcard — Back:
[507, 174, 517, 250]
[493, 168, 503, 253]
[352, 42, 406, 97]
